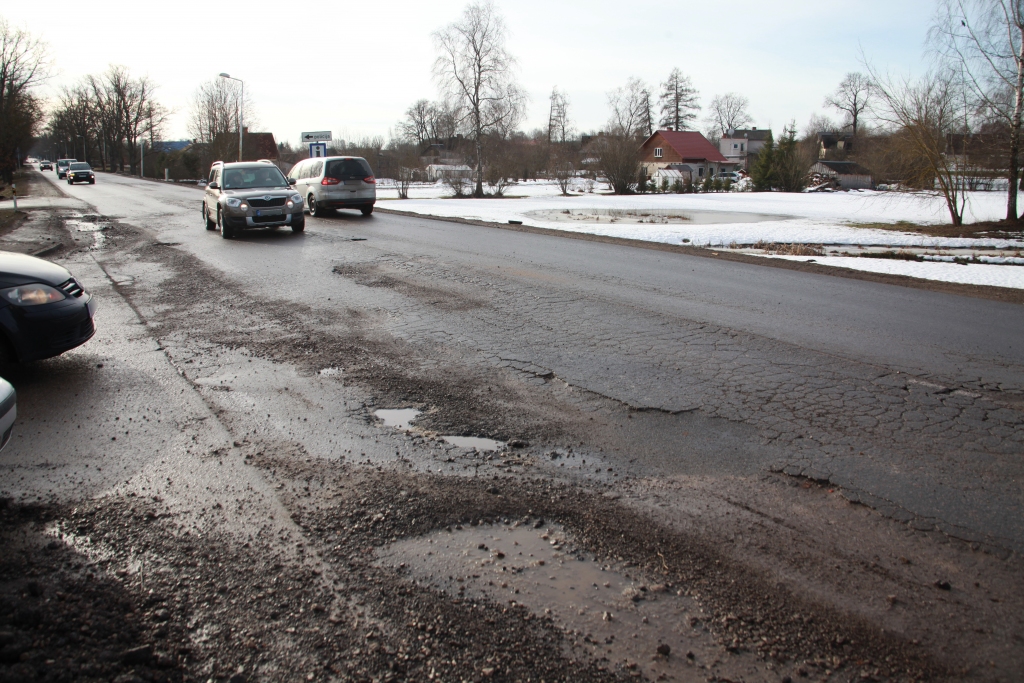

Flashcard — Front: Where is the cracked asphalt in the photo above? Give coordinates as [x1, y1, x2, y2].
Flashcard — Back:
[0, 168, 1022, 682]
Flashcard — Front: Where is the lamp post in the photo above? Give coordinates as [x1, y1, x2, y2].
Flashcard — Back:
[76, 135, 84, 163]
[219, 73, 244, 162]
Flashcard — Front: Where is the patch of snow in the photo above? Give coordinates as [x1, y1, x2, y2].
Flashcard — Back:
[766, 255, 1024, 289]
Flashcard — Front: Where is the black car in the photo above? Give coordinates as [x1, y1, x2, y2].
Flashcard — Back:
[67, 162, 95, 185]
[0, 252, 96, 363]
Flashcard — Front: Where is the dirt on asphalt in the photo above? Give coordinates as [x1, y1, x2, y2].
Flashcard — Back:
[1, 209, 1022, 682]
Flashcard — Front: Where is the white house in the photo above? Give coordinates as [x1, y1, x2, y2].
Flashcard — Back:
[719, 128, 771, 170]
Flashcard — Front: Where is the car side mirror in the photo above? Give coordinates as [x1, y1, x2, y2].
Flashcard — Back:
[288, 177, 297, 185]
[208, 182, 219, 190]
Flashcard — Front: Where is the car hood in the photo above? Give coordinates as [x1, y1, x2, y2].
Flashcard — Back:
[223, 188, 293, 198]
[0, 252, 72, 288]
[70, 168, 93, 173]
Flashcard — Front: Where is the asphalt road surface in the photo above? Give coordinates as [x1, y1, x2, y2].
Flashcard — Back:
[1, 168, 1022, 682]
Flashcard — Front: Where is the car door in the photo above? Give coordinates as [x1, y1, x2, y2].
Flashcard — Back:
[288, 160, 306, 196]
[205, 167, 221, 215]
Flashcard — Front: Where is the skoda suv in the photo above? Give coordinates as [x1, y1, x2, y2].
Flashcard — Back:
[202, 161, 304, 239]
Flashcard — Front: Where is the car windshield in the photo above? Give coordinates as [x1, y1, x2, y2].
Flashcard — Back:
[58, 160, 72, 166]
[222, 166, 288, 189]
[70, 163, 91, 170]
[325, 158, 372, 180]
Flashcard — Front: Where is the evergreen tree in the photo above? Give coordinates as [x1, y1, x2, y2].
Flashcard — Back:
[750, 129, 775, 191]
[771, 123, 808, 192]
[658, 68, 701, 130]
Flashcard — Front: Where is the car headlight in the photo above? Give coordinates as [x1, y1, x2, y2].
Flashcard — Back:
[291, 194, 302, 203]
[240, 203, 248, 211]
[226, 198, 241, 208]
[1, 284, 66, 306]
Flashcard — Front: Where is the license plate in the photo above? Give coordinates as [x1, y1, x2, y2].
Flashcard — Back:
[256, 209, 282, 216]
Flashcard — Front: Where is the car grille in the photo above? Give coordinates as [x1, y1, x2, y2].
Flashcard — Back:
[58, 278, 85, 298]
[252, 214, 287, 224]
[49, 317, 94, 349]
[248, 197, 287, 208]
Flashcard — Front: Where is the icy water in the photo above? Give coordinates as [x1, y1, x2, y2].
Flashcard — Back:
[377, 521, 777, 682]
[526, 208, 788, 225]
[373, 409, 504, 451]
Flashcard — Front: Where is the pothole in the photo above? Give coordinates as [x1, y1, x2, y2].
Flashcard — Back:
[374, 409, 504, 451]
[377, 521, 776, 681]
[318, 367, 343, 377]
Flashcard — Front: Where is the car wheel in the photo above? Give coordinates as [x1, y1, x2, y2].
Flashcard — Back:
[361, 205, 374, 216]
[204, 203, 216, 231]
[89, 179, 95, 185]
[308, 195, 331, 217]
[218, 208, 234, 239]
[292, 219, 305, 233]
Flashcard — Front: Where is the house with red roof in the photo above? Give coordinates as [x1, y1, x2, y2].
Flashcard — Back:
[639, 129, 736, 181]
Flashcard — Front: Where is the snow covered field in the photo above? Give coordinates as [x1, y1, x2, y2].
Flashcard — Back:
[377, 180, 1024, 289]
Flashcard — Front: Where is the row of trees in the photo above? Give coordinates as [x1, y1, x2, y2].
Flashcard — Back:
[0, 18, 47, 184]
[42, 65, 166, 175]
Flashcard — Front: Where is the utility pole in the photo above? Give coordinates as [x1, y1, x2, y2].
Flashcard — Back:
[219, 73, 244, 162]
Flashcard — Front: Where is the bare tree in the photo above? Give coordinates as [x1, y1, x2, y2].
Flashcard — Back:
[400, 99, 434, 146]
[869, 66, 975, 225]
[190, 76, 258, 165]
[824, 72, 872, 135]
[933, 0, 1024, 220]
[433, 0, 526, 198]
[0, 19, 50, 182]
[804, 113, 842, 138]
[600, 127, 642, 195]
[608, 77, 654, 138]
[704, 93, 752, 143]
[549, 143, 576, 195]
[658, 67, 700, 130]
[548, 87, 573, 143]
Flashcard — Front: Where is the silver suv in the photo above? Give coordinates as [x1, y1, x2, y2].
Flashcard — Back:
[202, 161, 304, 239]
[287, 156, 376, 217]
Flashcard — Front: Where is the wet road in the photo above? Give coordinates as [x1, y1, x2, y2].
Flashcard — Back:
[27, 170, 1024, 552]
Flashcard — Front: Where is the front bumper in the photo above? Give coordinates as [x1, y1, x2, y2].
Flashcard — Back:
[223, 209, 303, 229]
[69, 173, 94, 183]
[0, 293, 97, 362]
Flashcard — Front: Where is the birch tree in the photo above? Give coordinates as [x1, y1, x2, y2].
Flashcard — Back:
[933, 0, 1024, 220]
[608, 77, 653, 138]
[548, 87, 573, 144]
[704, 93, 752, 143]
[432, 0, 526, 197]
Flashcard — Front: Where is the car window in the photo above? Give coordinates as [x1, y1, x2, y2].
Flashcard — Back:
[311, 161, 323, 178]
[209, 167, 218, 184]
[326, 158, 372, 180]
[222, 166, 288, 189]
[288, 161, 304, 180]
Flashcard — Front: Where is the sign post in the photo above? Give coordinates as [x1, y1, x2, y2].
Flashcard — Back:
[308, 143, 327, 158]
[301, 132, 332, 161]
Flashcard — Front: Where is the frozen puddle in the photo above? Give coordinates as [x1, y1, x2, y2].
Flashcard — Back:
[374, 409, 504, 451]
[377, 522, 776, 682]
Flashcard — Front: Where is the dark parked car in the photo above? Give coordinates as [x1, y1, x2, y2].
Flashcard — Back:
[67, 162, 95, 185]
[0, 252, 96, 363]
[0, 378, 14, 451]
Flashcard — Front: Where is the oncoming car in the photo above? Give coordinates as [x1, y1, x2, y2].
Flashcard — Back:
[56, 159, 76, 179]
[202, 161, 304, 239]
[67, 162, 95, 185]
[287, 156, 376, 217]
[39, 160, 53, 171]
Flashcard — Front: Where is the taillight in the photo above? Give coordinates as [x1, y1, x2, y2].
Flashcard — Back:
[321, 177, 341, 185]
[364, 176, 376, 184]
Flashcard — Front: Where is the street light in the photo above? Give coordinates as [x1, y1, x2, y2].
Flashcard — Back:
[219, 73, 243, 162]
[76, 135, 84, 162]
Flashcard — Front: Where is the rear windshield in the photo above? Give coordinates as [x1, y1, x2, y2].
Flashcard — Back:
[58, 160, 74, 166]
[221, 166, 288, 189]
[325, 158, 372, 180]
[70, 163, 91, 170]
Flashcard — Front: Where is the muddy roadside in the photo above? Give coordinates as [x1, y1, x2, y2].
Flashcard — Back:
[0, 206, 1021, 682]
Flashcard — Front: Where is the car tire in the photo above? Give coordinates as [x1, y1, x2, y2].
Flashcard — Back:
[204, 203, 216, 231]
[308, 195, 328, 218]
[89, 179, 95, 185]
[361, 205, 374, 216]
[292, 219, 305, 233]
[218, 208, 234, 239]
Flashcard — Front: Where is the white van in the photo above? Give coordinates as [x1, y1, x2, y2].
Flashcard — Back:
[287, 156, 376, 217]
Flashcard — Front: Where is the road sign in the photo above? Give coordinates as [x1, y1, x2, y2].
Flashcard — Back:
[309, 143, 327, 158]
[301, 131, 332, 142]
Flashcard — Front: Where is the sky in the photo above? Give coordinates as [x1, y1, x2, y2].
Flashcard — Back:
[5, 0, 935, 147]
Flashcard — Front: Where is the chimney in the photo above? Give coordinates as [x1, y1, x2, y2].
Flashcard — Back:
[751, 126, 757, 131]
[243, 126, 249, 134]
[667, 126, 674, 132]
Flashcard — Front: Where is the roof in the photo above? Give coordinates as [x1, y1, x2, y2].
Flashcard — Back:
[722, 128, 771, 142]
[644, 130, 728, 163]
[813, 160, 872, 176]
[153, 140, 192, 153]
[652, 169, 686, 179]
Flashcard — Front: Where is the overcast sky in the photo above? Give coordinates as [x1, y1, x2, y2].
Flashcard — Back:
[7, 0, 935, 147]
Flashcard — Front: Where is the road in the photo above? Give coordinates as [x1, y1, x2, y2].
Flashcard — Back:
[1, 168, 1022, 682]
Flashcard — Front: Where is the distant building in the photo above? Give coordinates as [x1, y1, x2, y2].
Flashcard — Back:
[639, 129, 735, 179]
[816, 132, 855, 159]
[809, 160, 874, 190]
[152, 140, 193, 154]
[719, 128, 770, 170]
[426, 164, 473, 182]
